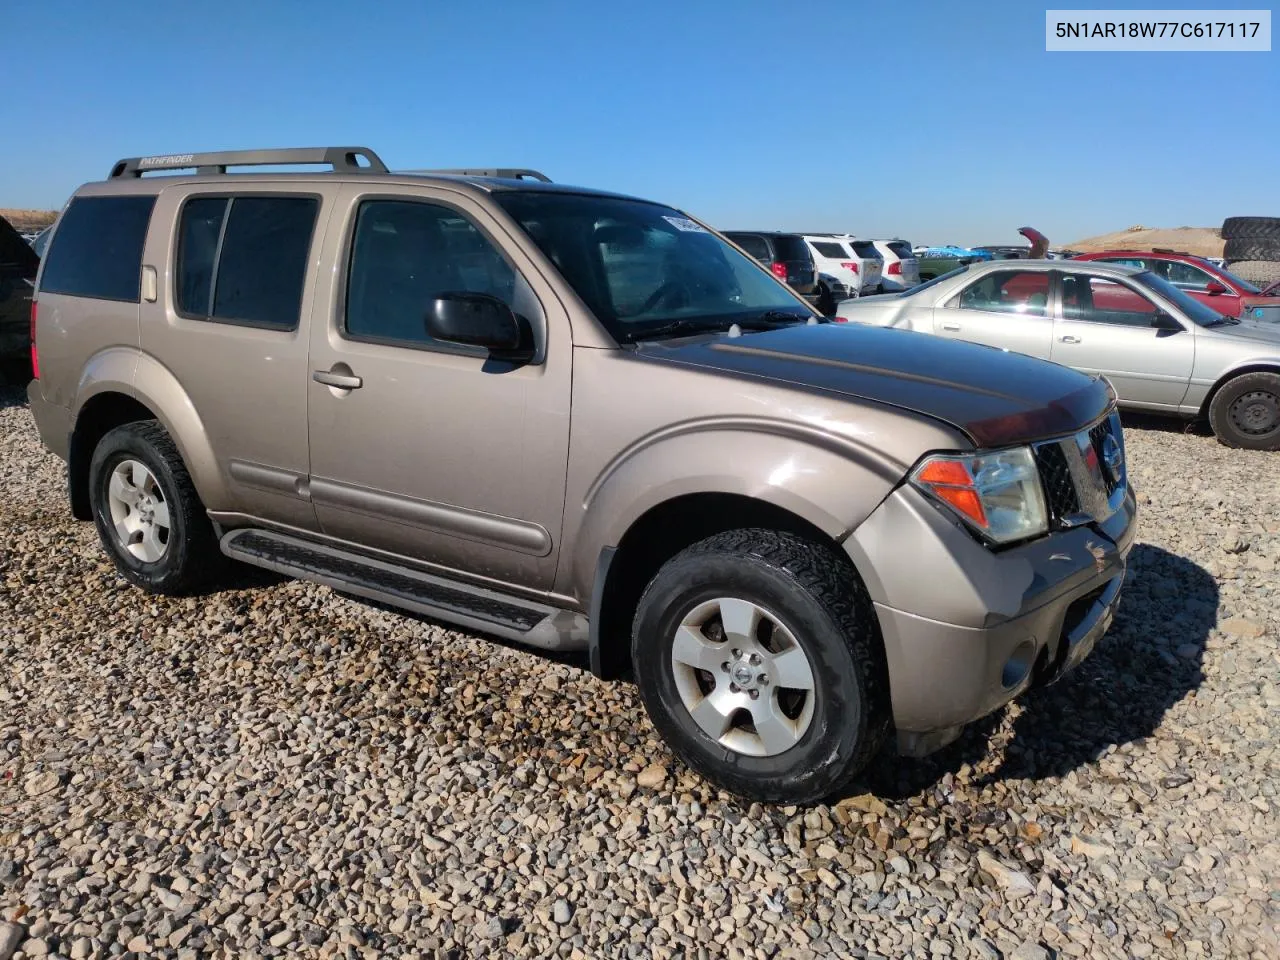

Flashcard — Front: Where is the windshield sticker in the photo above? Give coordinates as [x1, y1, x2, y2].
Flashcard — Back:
[663, 216, 707, 233]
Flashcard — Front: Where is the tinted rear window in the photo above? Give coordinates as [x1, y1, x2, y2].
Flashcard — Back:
[39, 195, 156, 301]
[176, 195, 319, 329]
[810, 241, 849, 259]
[885, 241, 914, 259]
[769, 235, 811, 261]
[726, 233, 771, 260]
[850, 241, 880, 258]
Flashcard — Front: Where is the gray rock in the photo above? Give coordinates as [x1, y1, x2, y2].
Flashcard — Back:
[0, 924, 24, 960]
[553, 899, 573, 925]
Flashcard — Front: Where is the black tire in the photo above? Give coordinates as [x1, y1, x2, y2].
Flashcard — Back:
[1222, 238, 1280, 264]
[1208, 372, 1280, 451]
[89, 420, 223, 594]
[1221, 216, 1280, 241]
[1223, 259, 1280, 288]
[630, 529, 890, 804]
[817, 283, 835, 317]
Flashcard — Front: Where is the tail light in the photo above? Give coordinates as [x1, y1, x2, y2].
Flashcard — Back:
[840, 261, 859, 274]
[30, 300, 39, 380]
[887, 261, 902, 276]
[770, 262, 788, 280]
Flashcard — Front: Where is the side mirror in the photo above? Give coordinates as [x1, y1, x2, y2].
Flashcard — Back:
[1204, 280, 1228, 295]
[426, 293, 531, 358]
[1150, 310, 1183, 331]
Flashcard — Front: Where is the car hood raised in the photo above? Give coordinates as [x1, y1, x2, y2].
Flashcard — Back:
[643, 323, 1113, 448]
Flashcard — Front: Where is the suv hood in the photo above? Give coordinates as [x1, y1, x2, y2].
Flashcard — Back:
[644, 323, 1113, 448]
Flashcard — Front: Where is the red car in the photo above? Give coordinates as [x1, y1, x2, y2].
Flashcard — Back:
[1072, 249, 1280, 321]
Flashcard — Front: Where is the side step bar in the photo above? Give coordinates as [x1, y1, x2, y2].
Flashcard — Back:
[220, 529, 588, 652]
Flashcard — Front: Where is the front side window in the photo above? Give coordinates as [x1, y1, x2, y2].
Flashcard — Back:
[1061, 273, 1158, 327]
[40, 195, 156, 302]
[957, 270, 1051, 317]
[345, 199, 518, 347]
[176, 195, 318, 329]
[1152, 259, 1216, 291]
[496, 193, 811, 342]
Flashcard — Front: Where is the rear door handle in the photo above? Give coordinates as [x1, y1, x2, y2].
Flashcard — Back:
[1059, 335, 1081, 344]
[940, 322, 961, 331]
[313, 369, 363, 389]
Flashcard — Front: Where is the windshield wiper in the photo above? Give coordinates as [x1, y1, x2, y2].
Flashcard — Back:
[624, 318, 733, 342]
[1204, 315, 1241, 327]
[756, 309, 815, 323]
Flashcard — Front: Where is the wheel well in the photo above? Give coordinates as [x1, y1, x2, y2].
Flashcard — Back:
[1200, 364, 1280, 418]
[592, 493, 849, 681]
[68, 393, 157, 520]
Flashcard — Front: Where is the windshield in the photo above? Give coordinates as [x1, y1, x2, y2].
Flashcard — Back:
[495, 192, 814, 341]
[1132, 270, 1234, 326]
[1218, 266, 1263, 295]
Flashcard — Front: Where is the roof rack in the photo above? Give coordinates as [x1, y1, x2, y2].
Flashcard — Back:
[403, 168, 553, 183]
[108, 146, 388, 179]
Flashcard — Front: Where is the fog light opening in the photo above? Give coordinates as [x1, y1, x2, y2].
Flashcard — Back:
[1002, 639, 1037, 690]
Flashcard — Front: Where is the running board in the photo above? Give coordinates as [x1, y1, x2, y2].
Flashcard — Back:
[219, 529, 588, 652]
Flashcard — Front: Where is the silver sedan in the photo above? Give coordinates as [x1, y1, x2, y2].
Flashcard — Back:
[836, 259, 1280, 450]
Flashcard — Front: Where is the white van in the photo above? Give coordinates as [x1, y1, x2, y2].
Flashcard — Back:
[802, 235, 884, 301]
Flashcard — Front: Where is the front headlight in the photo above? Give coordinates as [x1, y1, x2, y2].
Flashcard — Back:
[910, 446, 1048, 544]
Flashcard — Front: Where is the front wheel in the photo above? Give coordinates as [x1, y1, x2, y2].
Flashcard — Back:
[89, 421, 224, 594]
[1208, 372, 1280, 450]
[631, 529, 890, 804]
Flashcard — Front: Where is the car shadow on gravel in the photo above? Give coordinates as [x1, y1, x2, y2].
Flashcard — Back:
[856, 543, 1217, 799]
[1119, 409, 1214, 438]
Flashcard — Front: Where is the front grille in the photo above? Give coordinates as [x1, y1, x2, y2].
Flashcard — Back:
[1033, 442, 1080, 520]
[1032, 410, 1126, 528]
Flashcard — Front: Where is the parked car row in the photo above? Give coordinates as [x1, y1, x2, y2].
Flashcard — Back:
[723, 230, 920, 313]
[837, 253, 1280, 449]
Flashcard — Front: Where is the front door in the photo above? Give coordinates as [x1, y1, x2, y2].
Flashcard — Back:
[1051, 272, 1195, 408]
[304, 185, 572, 590]
[935, 268, 1055, 359]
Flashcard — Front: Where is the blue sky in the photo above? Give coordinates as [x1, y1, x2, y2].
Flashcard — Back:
[3, 0, 1276, 245]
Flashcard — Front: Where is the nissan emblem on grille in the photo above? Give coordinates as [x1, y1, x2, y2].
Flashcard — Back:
[1033, 412, 1126, 528]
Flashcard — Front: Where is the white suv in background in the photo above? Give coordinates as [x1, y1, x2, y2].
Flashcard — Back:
[803, 235, 884, 302]
[872, 239, 920, 291]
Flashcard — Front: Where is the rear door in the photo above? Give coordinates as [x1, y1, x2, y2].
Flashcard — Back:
[807, 238, 858, 288]
[140, 185, 337, 530]
[934, 268, 1054, 359]
[1051, 271, 1194, 408]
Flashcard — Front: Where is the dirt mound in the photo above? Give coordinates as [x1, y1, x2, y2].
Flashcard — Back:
[0, 209, 57, 233]
[1068, 225, 1224, 257]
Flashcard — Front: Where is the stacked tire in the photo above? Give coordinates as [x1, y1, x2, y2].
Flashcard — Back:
[1221, 216, 1280, 287]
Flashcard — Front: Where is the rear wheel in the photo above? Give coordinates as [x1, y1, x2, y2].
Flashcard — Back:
[631, 529, 890, 804]
[89, 421, 224, 594]
[1208, 372, 1280, 450]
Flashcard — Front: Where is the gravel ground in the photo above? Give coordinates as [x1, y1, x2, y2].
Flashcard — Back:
[2, 386, 1278, 960]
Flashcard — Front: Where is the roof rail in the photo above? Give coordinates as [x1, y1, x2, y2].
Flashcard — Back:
[407, 168, 553, 183]
[108, 146, 388, 179]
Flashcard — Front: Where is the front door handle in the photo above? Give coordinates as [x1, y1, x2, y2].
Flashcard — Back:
[940, 322, 961, 331]
[1059, 335, 1081, 344]
[313, 369, 363, 389]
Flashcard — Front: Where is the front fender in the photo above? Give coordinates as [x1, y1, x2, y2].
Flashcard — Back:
[567, 421, 908, 602]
